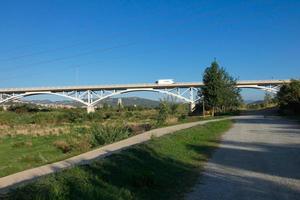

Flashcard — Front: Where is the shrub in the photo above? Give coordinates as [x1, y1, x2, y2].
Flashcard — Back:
[76, 137, 92, 152]
[69, 124, 132, 149]
[166, 116, 178, 124]
[8, 104, 40, 113]
[53, 140, 72, 153]
[125, 111, 134, 118]
[156, 101, 169, 126]
[89, 124, 131, 147]
[127, 123, 152, 134]
[64, 110, 83, 123]
[169, 103, 179, 115]
[178, 114, 187, 121]
[86, 111, 104, 121]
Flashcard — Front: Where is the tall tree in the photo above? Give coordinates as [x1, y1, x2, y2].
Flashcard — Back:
[220, 68, 242, 110]
[201, 61, 241, 116]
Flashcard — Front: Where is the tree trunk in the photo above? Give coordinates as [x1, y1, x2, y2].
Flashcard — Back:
[202, 100, 205, 118]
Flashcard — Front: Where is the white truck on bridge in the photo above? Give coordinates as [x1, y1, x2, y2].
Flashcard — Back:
[155, 79, 175, 85]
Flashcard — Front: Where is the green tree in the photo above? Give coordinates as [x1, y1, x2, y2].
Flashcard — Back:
[219, 68, 242, 111]
[169, 103, 179, 115]
[156, 101, 169, 125]
[264, 92, 273, 107]
[277, 79, 300, 115]
[201, 61, 241, 116]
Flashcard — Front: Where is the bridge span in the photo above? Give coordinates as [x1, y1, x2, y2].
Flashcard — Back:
[0, 79, 290, 113]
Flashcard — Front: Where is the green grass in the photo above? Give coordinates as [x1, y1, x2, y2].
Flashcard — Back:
[0, 124, 132, 178]
[7, 120, 232, 200]
[0, 107, 228, 178]
[0, 134, 76, 177]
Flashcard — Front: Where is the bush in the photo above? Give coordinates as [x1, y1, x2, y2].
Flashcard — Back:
[64, 110, 84, 123]
[127, 123, 152, 134]
[125, 111, 134, 118]
[69, 124, 132, 148]
[156, 102, 169, 126]
[8, 104, 40, 113]
[169, 103, 179, 115]
[53, 140, 72, 153]
[178, 114, 187, 121]
[89, 124, 131, 147]
[86, 111, 104, 121]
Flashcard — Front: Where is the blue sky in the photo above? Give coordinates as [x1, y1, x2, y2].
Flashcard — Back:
[0, 0, 299, 101]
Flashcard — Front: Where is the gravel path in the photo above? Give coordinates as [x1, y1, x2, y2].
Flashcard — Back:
[186, 115, 300, 200]
[0, 118, 225, 194]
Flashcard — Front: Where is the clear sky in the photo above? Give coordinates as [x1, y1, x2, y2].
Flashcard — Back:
[0, 0, 299, 101]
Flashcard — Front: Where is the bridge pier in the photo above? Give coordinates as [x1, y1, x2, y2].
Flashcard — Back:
[189, 102, 196, 113]
[87, 105, 95, 113]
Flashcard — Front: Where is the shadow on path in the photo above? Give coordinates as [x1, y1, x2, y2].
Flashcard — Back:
[186, 115, 300, 200]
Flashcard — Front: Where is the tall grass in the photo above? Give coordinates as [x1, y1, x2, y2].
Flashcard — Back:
[68, 124, 132, 148]
[0, 123, 132, 178]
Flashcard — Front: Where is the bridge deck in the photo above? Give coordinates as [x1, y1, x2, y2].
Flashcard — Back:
[0, 80, 290, 93]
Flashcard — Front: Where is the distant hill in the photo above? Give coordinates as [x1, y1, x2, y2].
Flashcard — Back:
[246, 100, 264, 105]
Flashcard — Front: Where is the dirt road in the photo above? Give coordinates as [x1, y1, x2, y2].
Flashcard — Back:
[186, 114, 300, 200]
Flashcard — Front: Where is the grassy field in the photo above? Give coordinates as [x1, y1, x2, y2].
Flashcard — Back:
[0, 124, 132, 177]
[0, 103, 217, 178]
[6, 120, 232, 200]
[0, 107, 159, 136]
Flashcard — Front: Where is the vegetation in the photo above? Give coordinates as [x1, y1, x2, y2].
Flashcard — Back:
[7, 120, 232, 200]
[0, 101, 213, 177]
[156, 101, 169, 125]
[277, 79, 300, 115]
[264, 92, 274, 107]
[241, 93, 277, 110]
[0, 123, 132, 177]
[200, 61, 241, 116]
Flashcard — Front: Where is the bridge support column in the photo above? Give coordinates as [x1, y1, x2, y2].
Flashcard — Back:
[1, 105, 8, 111]
[87, 105, 95, 113]
[189, 102, 196, 113]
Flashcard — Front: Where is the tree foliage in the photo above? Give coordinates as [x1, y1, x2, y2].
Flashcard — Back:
[201, 61, 241, 115]
[263, 92, 276, 107]
[276, 79, 300, 115]
[156, 101, 169, 125]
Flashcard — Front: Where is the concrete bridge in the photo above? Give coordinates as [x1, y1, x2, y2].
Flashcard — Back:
[0, 80, 290, 113]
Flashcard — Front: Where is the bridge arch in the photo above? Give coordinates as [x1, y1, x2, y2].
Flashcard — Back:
[90, 88, 196, 106]
[0, 91, 88, 106]
[236, 85, 279, 94]
[0, 88, 199, 108]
